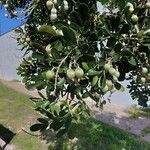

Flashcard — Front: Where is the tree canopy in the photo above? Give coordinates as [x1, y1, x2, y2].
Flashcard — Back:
[1, 0, 150, 136]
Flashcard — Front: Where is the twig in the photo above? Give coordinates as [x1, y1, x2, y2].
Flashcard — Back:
[53, 50, 73, 96]
[22, 128, 41, 137]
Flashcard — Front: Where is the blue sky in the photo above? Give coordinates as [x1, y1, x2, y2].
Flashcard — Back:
[0, 5, 25, 36]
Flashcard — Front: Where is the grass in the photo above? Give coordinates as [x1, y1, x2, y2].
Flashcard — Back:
[128, 106, 150, 119]
[0, 82, 150, 150]
[46, 118, 150, 150]
[141, 127, 150, 137]
[0, 82, 47, 150]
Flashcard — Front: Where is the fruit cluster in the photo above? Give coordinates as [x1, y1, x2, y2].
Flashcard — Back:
[46, 0, 69, 21]
[140, 67, 150, 84]
[102, 63, 120, 93]
[67, 67, 84, 81]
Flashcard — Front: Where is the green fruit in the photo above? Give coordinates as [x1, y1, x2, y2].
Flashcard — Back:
[109, 68, 116, 76]
[113, 76, 118, 82]
[45, 70, 55, 80]
[129, 6, 134, 13]
[126, 2, 133, 8]
[24, 42, 28, 46]
[46, 0, 53, 9]
[102, 85, 109, 93]
[106, 80, 113, 88]
[142, 67, 148, 74]
[131, 14, 139, 23]
[141, 77, 146, 83]
[104, 63, 111, 71]
[75, 67, 84, 78]
[114, 71, 120, 78]
[51, 7, 57, 14]
[67, 69, 75, 80]
[146, 2, 150, 8]
[26, 37, 30, 42]
[45, 44, 51, 53]
[50, 13, 57, 21]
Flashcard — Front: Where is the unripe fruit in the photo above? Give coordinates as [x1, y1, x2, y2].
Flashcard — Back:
[67, 69, 75, 80]
[113, 76, 118, 82]
[109, 68, 116, 76]
[46, 44, 51, 53]
[141, 77, 146, 83]
[102, 85, 109, 93]
[56, 30, 63, 36]
[104, 63, 111, 71]
[20, 38, 25, 44]
[106, 80, 113, 88]
[64, 5, 69, 11]
[114, 71, 120, 78]
[148, 73, 150, 78]
[51, 7, 57, 14]
[26, 37, 30, 42]
[64, 0, 69, 11]
[75, 67, 84, 78]
[24, 42, 28, 46]
[146, 2, 150, 8]
[126, 2, 133, 8]
[131, 14, 139, 23]
[142, 67, 148, 74]
[50, 13, 57, 21]
[45, 70, 55, 80]
[54, 0, 57, 5]
[46, 0, 53, 9]
[129, 6, 134, 13]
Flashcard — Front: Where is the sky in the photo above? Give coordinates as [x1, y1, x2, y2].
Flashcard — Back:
[0, 5, 25, 36]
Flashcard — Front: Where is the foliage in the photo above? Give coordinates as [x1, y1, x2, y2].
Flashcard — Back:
[1, 0, 150, 136]
[128, 105, 150, 118]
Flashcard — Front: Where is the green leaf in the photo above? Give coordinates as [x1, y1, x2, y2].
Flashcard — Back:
[114, 82, 125, 92]
[37, 118, 48, 124]
[128, 57, 137, 66]
[98, 73, 106, 89]
[82, 92, 89, 98]
[57, 78, 66, 87]
[30, 123, 48, 132]
[52, 41, 63, 51]
[56, 128, 67, 137]
[61, 26, 77, 44]
[82, 62, 89, 70]
[99, 0, 109, 5]
[78, 3, 90, 24]
[92, 76, 99, 86]
[88, 69, 100, 76]
[39, 25, 57, 36]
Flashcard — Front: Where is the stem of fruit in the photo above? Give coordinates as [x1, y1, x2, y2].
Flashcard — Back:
[53, 50, 73, 96]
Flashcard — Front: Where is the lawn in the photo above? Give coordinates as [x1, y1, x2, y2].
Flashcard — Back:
[0, 82, 150, 150]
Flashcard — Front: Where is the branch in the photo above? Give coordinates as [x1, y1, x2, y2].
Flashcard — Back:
[22, 128, 41, 137]
[53, 50, 73, 96]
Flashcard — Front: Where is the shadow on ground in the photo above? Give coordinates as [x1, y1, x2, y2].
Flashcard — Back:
[38, 117, 150, 150]
[0, 124, 16, 149]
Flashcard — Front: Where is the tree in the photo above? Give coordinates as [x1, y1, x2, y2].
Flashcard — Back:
[1, 0, 150, 137]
